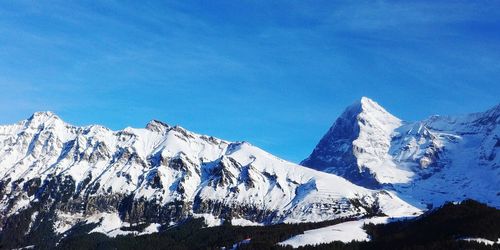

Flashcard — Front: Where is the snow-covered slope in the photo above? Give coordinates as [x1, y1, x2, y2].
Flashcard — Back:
[279, 216, 389, 247]
[301, 97, 409, 188]
[302, 97, 500, 208]
[0, 112, 419, 239]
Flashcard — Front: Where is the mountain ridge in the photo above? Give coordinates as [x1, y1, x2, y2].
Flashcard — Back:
[1, 99, 497, 249]
[0, 110, 420, 248]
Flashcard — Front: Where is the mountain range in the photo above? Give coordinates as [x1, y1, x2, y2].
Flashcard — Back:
[0, 97, 498, 248]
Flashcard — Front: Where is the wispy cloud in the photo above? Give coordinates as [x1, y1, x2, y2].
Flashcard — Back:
[0, 1, 499, 162]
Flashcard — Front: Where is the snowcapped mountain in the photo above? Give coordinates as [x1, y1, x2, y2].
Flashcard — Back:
[302, 97, 500, 208]
[0, 112, 419, 242]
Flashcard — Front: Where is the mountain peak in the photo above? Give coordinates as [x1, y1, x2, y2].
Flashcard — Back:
[359, 96, 378, 109]
[145, 119, 171, 132]
[358, 97, 393, 116]
[26, 111, 62, 125]
[29, 111, 59, 119]
[360, 96, 374, 104]
[335, 97, 400, 126]
[301, 97, 402, 187]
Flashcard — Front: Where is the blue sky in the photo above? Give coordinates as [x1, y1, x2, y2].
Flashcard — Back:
[0, 1, 499, 163]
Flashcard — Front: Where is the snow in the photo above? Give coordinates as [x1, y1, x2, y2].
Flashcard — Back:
[459, 237, 500, 245]
[53, 211, 162, 238]
[87, 213, 161, 237]
[12, 245, 36, 250]
[139, 223, 161, 235]
[87, 213, 132, 237]
[303, 97, 500, 208]
[279, 217, 389, 248]
[375, 191, 423, 217]
[54, 212, 81, 234]
[193, 213, 223, 227]
[353, 97, 413, 184]
[25, 211, 39, 235]
[230, 238, 251, 250]
[231, 218, 263, 226]
[391, 111, 500, 208]
[9, 196, 31, 216]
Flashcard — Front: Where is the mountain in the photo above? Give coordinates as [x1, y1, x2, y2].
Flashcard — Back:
[302, 97, 500, 208]
[0, 112, 419, 248]
[55, 199, 500, 250]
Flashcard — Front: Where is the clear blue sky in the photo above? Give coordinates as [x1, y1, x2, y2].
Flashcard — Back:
[0, 1, 499, 163]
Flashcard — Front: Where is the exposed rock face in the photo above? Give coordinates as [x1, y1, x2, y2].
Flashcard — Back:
[301, 98, 395, 188]
[303, 98, 500, 208]
[0, 111, 420, 248]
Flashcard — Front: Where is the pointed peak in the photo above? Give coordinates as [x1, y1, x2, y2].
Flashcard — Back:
[334, 97, 401, 128]
[339, 97, 377, 116]
[344, 97, 397, 119]
[145, 119, 171, 132]
[358, 97, 386, 112]
[27, 111, 62, 124]
[24, 111, 66, 129]
[360, 96, 374, 104]
[29, 111, 60, 120]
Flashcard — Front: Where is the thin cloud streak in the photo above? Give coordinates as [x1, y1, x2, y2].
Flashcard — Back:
[0, 1, 499, 162]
